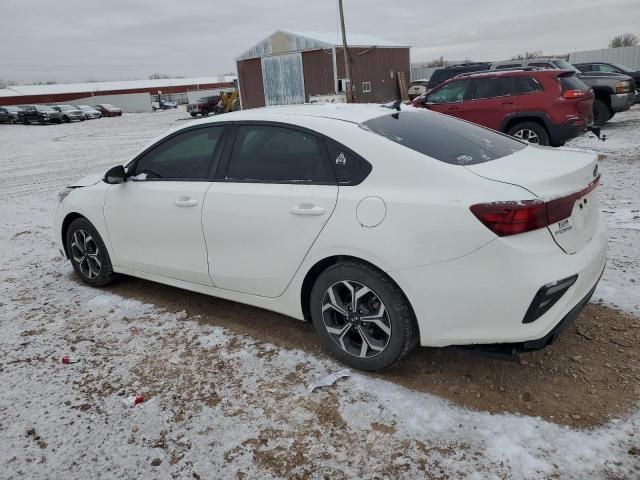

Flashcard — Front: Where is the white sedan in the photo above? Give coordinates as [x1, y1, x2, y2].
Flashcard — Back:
[55, 104, 607, 371]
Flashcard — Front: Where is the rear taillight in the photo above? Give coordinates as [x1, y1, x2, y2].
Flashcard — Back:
[470, 175, 600, 236]
[470, 201, 547, 236]
[562, 89, 587, 99]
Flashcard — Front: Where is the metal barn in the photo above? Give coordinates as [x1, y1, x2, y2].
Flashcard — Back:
[236, 30, 410, 109]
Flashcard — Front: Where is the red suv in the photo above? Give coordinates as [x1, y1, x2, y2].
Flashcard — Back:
[412, 69, 594, 146]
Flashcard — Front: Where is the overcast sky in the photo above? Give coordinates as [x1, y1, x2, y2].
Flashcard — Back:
[1, 0, 638, 84]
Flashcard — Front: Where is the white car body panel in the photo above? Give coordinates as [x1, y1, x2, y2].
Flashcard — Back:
[104, 180, 212, 285]
[55, 104, 607, 351]
[203, 182, 338, 297]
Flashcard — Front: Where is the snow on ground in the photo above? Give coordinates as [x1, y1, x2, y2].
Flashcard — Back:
[566, 110, 640, 316]
[1, 108, 639, 479]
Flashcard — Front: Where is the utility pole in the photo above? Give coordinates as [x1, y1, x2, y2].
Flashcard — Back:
[338, 0, 353, 103]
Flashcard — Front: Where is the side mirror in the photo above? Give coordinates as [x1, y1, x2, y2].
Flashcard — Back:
[104, 165, 126, 184]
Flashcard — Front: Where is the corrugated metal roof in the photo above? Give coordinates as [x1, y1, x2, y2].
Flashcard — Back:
[237, 30, 409, 60]
[0, 76, 236, 98]
[285, 30, 408, 48]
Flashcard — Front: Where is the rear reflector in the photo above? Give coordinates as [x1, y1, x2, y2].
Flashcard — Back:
[522, 275, 578, 323]
[470, 175, 600, 236]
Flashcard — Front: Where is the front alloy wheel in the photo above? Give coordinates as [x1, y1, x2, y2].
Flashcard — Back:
[66, 218, 115, 287]
[70, 229, 102, 279]
[322, 280, 392, 358]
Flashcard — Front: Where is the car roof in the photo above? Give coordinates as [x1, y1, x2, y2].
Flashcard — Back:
[194, 104, 394, 125]
[449, 68, 571, 81]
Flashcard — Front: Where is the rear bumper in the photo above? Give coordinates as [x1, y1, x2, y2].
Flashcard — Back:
[610, 92, 635, 112]
[548, 118, 591, 146]
[391, 213, 608, 347]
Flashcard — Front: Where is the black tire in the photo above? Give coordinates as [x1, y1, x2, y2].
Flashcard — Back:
[593, 99, 611, 127]
[309, 261, 418, 371]
[190, 112, 197, 117]
[507, 121, 550, 146]
[22, 117, 28, 125]
[608, 111, 616, 120]
[65, 218, 115, 287]
[201, 109, 209, 117]
[63, 115, 70, 123]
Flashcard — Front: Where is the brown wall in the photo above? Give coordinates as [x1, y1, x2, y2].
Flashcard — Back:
[237, 58, 265, 109]
[0, 82, 234, 107]
[336, 47, 410, 103]
[301, 49, 335, 101]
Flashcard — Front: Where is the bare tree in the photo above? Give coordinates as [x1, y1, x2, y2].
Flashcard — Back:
[149, 73, 171, 80]
[609, 33, 638, 48]
[510, 50, 544, 60]
[427, 56, 447, 68]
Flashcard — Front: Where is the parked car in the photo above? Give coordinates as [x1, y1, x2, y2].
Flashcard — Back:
[573, 62, 640, 100]
[426, 63, 491, 90]
[152, 99, 178, 111]
[94, 104, 122, 117]
[0, 106, 23, 124]
[407, 79, 430, 100]
[51, 104, 85, 122]
[74, 105, 102, 120]
[412, 69, 594, 146]
[186, 96, 219, 117]
[19, 105, 63, 124]
[55, 104, 606, 371]
[490, 58, 635, 126]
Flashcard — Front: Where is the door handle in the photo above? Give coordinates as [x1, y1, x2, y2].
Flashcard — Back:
[290, 204, 326, 216]
[174, 197, 198, 207]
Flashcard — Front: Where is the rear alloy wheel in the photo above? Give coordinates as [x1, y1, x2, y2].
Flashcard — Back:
[310, 261, 417, 371]
[508, 121, 550, 146]
[593, 99, 611, 127]
[66, 218, 115, 287]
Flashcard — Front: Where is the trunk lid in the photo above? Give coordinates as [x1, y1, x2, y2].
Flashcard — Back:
[465, 145, 601, 254]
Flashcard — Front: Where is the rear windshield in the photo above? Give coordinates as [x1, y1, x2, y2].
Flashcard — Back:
[559, 74, 589, 91]
[554, 60, 578, 72]
[360, 110, 526, 165]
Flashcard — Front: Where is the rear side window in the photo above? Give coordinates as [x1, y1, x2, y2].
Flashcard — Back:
[559, 74, 589, 91]
[468, 77, 513, 99]
[325, 139, 371, 185]
[226, 125, 331, 183]
[513, 77, 543, 94]
[360, 111, 525, 165]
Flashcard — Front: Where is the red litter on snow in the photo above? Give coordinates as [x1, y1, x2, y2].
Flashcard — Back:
[61, 355, 77, 364]
[123, 393, 145, 408]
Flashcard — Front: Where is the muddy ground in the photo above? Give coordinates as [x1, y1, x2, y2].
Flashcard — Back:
[108, 276, 640, 429]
